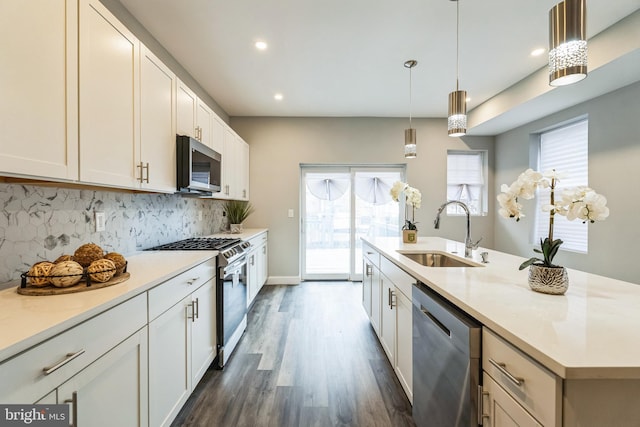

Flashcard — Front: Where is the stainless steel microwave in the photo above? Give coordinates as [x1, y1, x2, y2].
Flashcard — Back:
[176, 135, 222, 195]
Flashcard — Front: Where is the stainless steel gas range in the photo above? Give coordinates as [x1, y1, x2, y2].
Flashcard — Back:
[147, 237, 252, 369]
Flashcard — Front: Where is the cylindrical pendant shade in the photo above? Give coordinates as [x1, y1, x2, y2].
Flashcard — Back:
[448, 90, 467, 137]
[404, 128, 417, 158]
[549, 0, 587, 86]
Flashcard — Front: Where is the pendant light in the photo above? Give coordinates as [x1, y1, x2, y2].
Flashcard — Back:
[448, 0, 467, 137]
[404, 60, 418, 158]
[549, 0, 587, 86]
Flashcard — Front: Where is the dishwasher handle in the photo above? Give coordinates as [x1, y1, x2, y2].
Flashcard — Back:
[420, 305, 451, 338]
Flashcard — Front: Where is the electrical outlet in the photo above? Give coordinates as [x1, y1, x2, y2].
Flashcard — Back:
[198, 210, 203, 221]
[95, 212, 106, 232]
[288, 209, 294, 218]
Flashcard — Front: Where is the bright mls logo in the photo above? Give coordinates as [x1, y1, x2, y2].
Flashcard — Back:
[0, 405, 68, 427]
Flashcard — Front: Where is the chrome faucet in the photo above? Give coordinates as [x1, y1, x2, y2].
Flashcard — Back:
[434, 201, 481, 258]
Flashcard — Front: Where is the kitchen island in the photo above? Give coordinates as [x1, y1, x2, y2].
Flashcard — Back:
[363, 236, 640, 426]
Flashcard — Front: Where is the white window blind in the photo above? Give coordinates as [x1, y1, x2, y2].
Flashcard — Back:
[447, 151, 486, 215]
[535, 119, 588, 252]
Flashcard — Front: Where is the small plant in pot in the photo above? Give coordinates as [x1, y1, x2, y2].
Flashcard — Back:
[223, 200, 255, 234]
[497, 169, 609, 295]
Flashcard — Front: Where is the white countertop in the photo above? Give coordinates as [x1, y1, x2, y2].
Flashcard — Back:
[364, 236, 640, 380]
[0, 228, 268, 363]
[0, 251, 216, 362]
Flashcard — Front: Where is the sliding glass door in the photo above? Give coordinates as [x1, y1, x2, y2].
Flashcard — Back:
[301, 166, 404, 281]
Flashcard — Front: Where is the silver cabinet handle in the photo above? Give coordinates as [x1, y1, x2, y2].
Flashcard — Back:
[388, 287, 395, 308]
[187, 302, 196, 322]
[365, 264, 372, 277]
[477, 385, 490, 425]
[366, 251, 374, 255]
[144, 162, 150, 183]
[488, 358, 524, 386]
[43, 349, 85, 375]
[64, 391, 78, 427]
[186, 277, 200, 285]
[194, 297, 199, 320]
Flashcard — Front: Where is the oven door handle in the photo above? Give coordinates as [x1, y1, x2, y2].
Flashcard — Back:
[225, 257, 247, 272]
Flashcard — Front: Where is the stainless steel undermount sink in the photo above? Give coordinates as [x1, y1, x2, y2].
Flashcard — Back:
[399, 251, 479, 268]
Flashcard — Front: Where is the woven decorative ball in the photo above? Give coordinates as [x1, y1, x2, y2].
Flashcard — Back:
[74, 243, 104, 267]
[49, 261, 84, 288]
[103, 252, 127, 275]
[27, 261, 55, 287]
[54, 254, 74, 263]
[87, 259, 116, 283]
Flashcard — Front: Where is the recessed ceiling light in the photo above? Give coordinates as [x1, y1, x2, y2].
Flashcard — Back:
[255, 41, 268, 50]
[531, 48, 546, 57]
[465, 97, 471, 103]
[274, 93, 283, 101]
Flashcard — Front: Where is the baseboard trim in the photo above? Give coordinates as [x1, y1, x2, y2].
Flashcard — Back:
[265, 276, 300, 285]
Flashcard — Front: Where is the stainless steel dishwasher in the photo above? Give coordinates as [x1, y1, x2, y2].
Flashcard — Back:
[412, 282, 481, 427]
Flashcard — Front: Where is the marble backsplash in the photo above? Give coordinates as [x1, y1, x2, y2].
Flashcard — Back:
[0, 183, 229, 283]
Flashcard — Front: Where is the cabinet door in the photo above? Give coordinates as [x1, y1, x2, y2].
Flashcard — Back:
[482, 373, 542, 427]
[220, 127, 237, 199]
[395, 287, 412, 403]
[259, 241, 268, 288]
[140, 46, 176, 192]
[370, 265, 381, 335]
[0, 0, 78, 180]
[196, 100, 213, 148]
[247, 250, 259, 306]
[211, 116, 225, 154]
[191, 280, 216, 387]
[176, 79, 196, 139]
[149, 296, 192, 427]
[380, 273, 396, 365]
[79, 0, 139, 188]
[362, 260, 373, 318]
[237, 136, 250, 200]
[58, 328, 149, 427]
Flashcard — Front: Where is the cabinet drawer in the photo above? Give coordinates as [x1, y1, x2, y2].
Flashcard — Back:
[362, 242, 380, 267]
[483, 328, 561, 426]
[380, 257, 415, 297]
[148, 259, 216, 321]
[0, 293, 146, 404]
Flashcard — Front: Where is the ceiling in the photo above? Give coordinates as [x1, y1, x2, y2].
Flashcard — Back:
[118, 0, 639, 120]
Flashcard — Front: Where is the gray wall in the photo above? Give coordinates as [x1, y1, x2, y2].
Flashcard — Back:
[230, 117, 494, 280]
[494, 81, 640, 284]
[0, 183, 227, 284]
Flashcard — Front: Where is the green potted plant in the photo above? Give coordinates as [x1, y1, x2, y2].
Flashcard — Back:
[223, 200, 255, 233]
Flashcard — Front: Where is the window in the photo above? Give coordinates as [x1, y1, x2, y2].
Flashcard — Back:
[447, 151, 487, 215]
[535, 118, 588, 252]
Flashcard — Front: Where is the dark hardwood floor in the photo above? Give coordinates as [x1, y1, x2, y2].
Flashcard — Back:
[172, 281, 416, 427]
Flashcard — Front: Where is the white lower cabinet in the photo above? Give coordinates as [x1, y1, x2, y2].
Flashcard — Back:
[394, 287, 413, 403]
[246, 231, 268, 307]
[362, 244, 413, 402]
[58, 327, 149, 427]
[148, 278, 216, 427]
[380, 273, 396, 366]
[482, 373, 542, 427]
[482, 328, 561, 427]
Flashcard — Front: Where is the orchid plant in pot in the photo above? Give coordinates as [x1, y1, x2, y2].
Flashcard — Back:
[390, 181, 422, 243]
[497, 169, 609, 295]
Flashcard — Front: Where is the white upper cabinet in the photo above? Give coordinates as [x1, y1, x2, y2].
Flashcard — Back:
[196, 100, 214, 149]
[78, 0, 140, 188]
[0, 0, 78, 181]
[211, 116, 225, 154]
[176, 78, 216, 150]
[140, 46, 176, 193]
[176, 79, 197, 140]
[219, 127, 250, 201]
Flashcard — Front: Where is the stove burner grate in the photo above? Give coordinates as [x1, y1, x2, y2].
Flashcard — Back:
[147, 237, 241, 251]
